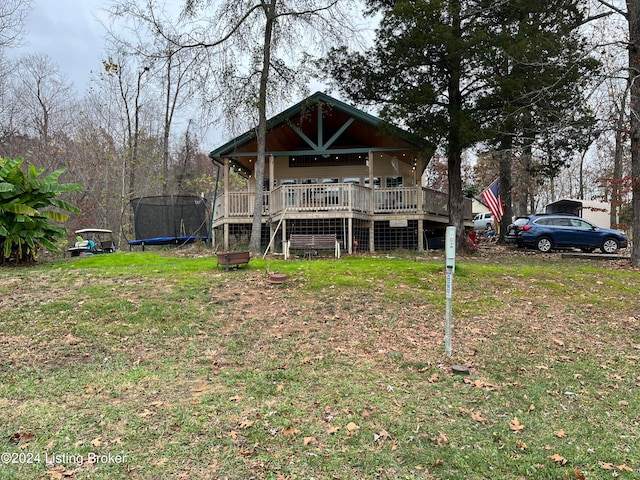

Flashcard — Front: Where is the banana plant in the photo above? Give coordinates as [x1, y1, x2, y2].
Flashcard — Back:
[0, 157, 83, 264]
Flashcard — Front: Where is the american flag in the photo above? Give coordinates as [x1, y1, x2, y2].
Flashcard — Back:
[481, 179, 504, 223]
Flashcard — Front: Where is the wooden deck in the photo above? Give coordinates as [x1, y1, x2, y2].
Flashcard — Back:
[213, 184, 463, 222]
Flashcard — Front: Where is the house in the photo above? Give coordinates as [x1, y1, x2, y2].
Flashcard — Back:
[208, 92, 472, 254]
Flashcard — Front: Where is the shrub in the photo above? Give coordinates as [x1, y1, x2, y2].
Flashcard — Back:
[0, 157, 83, 264]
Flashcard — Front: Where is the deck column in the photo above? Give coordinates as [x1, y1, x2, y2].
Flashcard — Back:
[369, 221, 375, 253]
[348, 218, 353, 254]
[368, 150, 374, 215]
[282, 218, 287, 254]
[223, 157, 231, 251]
[368, 150, 376, 253]
[418, 219, 424, 251]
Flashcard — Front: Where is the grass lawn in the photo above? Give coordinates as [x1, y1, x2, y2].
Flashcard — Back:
[0, 249, 639, 479]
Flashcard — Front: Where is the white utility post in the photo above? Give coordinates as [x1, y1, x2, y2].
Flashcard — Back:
[444, 226, 456, 356]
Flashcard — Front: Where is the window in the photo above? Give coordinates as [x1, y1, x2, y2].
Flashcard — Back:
[301, 178, 318, 185]
[323, 178, 339, 205]
[280, 179, 298, 207]
[571, 219, 592, 228]
[343, 177, 360, 185]
[364, 177, 381, 188]
[386, 176, 403, 188]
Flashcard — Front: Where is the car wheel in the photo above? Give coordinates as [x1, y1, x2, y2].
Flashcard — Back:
[601, 238, 619, 254]
[536, 236, 553, 253]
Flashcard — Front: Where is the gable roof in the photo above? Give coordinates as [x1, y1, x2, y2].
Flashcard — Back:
[209, 91, 432, 172]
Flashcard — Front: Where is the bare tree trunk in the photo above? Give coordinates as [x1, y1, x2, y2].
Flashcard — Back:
[499, 142, 512, 241]
[629, 0, 640, 266]
[131, 70, 144, 200]
[447, 0, 466, 251]
[249, 1, 275, 254]
[520, 142, 534, 216]
[611, 88, 627, 228]
[162, 55, 172, 196]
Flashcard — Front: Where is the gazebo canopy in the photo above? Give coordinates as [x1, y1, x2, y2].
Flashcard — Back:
[209, 91, 432, 174]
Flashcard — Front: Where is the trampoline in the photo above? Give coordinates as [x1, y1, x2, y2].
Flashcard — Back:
[127, 195, 209, 250]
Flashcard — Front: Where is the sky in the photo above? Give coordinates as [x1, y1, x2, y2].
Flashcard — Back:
[11, 0, 110, 94]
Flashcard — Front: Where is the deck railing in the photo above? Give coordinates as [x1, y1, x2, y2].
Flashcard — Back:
[213, 184, 463, 220]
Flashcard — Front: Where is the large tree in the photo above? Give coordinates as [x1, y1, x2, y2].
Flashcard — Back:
[479, 0, 599, 237]
[111, 0, 362, 253]
[0, 0, 31, 49]
[596, 0, 640, 265]
[325, 0, 490, 248]
[326, 0, 600, 247]
[628, 0, 640, 266]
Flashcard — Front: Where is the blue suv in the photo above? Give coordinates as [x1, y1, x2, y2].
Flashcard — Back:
[516, 214, 628, 253]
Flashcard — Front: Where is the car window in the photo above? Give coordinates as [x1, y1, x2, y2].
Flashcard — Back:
[570, 219, 592, 228]
[555, 218, 572, 226]
[535, 218, 552, 225]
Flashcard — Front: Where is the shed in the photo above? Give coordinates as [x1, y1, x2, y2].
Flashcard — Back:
[545, 199, 610, 228]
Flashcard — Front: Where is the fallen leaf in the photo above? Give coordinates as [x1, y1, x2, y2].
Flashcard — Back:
[303, 436, 317, 446]
[574, 467, 586, 480]
[374, 429, 391, 442]
[432, 459, 443, 468]
[463, 378, 499, 390]
[515, 439, 527, 450]
[617, 464, 633, 472]
[548, 453, 567, 465]
[527, 404, 535, 413]
[9, 432, 35, 444]
[346, 422, 359, 432]
[238, 420, 254, 429]
[471, 411, 487, 423]
[326, 425, 340, 435]
[598, 462, 614, 470]
[48, 466, 66, 480]
[282, 426, 300, 436]
[428, 373, 439, 383]
[433, 432, 449, 447]
[91, 437, 102, 447]
[276, 384, 284, 392]
[509, 418, 524, 433]
[555, 429, 567, 438]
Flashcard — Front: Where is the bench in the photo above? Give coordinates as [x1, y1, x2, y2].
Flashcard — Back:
[216, 251, 250, 271]
[284, 234, 341, 260]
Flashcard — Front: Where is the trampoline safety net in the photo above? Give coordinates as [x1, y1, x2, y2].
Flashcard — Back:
[129, 195, 209, 241]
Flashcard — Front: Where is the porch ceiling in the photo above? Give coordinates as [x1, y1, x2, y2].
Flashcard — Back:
[209, 92, 433, 173]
